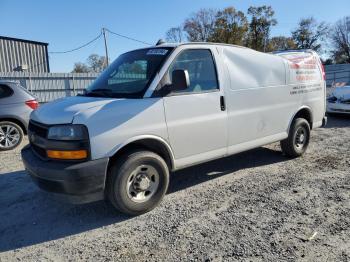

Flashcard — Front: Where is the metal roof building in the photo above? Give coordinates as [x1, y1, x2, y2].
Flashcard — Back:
[0, 36, 50, 72]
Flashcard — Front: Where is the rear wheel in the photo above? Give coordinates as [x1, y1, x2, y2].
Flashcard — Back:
[107, 150, 169, 215]
[0, 121, 24, 151]
[281, 118, 310, 158]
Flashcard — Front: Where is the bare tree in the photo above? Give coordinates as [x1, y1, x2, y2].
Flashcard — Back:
[87, 54, 107, 72]
[291, 17, 329, 52]
[330, 16, 350, 64]
[165, 27, 185, 43]
[72, 62, 90, 73]
[210, 7, 248, 45]
[247, 5, 277, 51]
[183, 8, 217, 42]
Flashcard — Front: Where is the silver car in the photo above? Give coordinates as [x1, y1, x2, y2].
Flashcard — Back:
[0, 80, 38, 151]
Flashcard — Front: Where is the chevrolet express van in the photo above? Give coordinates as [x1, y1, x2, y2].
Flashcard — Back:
[22, 43, 327, 215]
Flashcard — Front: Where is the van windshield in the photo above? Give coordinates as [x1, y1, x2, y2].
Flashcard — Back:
[85, 47, 173, 98]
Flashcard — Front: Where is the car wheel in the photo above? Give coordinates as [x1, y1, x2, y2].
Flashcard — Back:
[107, 150, 169, 215]
[281, 118, 310, 158]
[0, 121, 24, 151]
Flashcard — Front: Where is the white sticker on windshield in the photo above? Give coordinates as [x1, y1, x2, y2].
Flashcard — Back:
[147, 49, 168, 56]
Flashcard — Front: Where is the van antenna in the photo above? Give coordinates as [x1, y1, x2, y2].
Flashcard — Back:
[156, 39, 166, 46]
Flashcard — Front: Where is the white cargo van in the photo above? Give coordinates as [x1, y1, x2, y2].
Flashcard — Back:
[22, 43, 327, 215]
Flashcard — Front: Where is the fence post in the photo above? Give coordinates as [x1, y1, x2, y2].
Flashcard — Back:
[29, 73, 32, 92]
[72, 74, 76, 96]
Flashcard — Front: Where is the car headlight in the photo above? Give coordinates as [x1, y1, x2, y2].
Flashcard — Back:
[47, 125, 88, 141]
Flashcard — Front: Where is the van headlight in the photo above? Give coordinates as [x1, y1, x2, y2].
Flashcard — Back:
[47, 125, 88, 141]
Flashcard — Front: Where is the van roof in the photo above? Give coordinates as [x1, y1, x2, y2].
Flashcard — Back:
[154, 42, 249, 50]
[153, 43, 319, 57]
[272, 49, 316, 54]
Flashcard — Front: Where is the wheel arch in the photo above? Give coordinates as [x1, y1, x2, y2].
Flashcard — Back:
[0, 117, 27, 134]
[107, 135, 175, 172]
[288, 106, 313, 133]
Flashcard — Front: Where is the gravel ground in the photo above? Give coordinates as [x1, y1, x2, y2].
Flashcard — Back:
[0, 115, 349, 262]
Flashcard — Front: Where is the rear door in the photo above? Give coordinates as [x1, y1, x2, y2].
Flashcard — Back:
[275, 51, 326, 127]
[160, 48, 228, 167]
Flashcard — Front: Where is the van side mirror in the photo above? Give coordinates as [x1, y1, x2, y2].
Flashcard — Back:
[172, 69, 190, 91]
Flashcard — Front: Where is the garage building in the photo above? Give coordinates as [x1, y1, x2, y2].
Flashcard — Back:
[0, 36, 50, 73]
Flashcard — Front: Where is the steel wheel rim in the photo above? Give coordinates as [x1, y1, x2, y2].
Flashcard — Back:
[126, 164, 160, 203]
[0, 124, 20, 149]
[295, 126, 307, 149]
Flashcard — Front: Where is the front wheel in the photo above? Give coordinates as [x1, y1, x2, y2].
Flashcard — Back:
[107, 150, 169, 215]
[281, 118, 310, 158]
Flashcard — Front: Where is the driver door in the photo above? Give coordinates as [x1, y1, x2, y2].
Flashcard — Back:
[160, 48, 228, 168]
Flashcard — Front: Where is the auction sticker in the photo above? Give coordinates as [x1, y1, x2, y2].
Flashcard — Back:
[147, 49, 168, 55]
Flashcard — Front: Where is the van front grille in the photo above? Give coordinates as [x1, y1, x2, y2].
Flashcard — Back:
[28, 121, 49, 159]
[31, 144, 47, 159]
[28, 121, 48, 138]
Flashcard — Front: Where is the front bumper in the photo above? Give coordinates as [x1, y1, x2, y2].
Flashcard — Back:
[21, 145, 109, 203]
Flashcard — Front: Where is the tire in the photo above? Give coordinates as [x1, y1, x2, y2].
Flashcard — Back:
[107, 150, 169, 216]
[281, 118, 310, 158]
[0, 121, 24, 151]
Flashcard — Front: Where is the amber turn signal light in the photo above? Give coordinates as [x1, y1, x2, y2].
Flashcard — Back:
[46, 150, 88, 160]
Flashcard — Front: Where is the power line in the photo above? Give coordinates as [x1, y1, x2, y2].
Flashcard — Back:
[49, 33, 102, 54]
[105, 28, 152, 46]
[48, 28, 152, 57]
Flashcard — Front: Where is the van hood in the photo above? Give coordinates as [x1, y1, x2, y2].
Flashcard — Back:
[31, 96, 117, 125]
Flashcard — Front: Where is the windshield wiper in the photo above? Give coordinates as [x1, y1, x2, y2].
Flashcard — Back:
[83, 88, 113, 97]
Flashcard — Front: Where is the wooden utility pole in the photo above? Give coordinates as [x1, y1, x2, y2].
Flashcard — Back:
[102, 28, 109, 67]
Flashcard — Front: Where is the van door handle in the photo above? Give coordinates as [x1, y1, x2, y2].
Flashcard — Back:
[220, 96, 226, 111]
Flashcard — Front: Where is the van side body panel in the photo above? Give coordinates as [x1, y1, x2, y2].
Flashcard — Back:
[222, 46, 290, 153]
[222, 47, 325, 155]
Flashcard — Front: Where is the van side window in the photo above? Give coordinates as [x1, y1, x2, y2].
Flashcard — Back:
[0, 84, 13, 99]
[162, 49, 219, 94]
